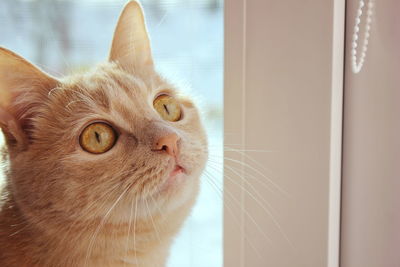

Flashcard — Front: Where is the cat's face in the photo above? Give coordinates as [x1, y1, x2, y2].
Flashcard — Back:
[0, 1, 207, 226]
[15, 64, 207, 224]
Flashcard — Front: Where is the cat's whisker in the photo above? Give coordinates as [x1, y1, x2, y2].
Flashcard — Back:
[148, 192, 163, 216]
[218, 146, 277, 175]
[144, 197, 161, 243]
[133, 194, 139, 267]
[81, 182, 122, 215]
[53, 182, 123, 250]
[202, 175, 264, 260]
[84, 185, 130, 267]
[203, 171, 272, 244]
[206, 162, 278, 214]
[65, 99, 88, 110]
[48, 86, 65, 97]
[224, 148, 277, 153]
[210, 156, 290, 197]
[203, 171, 273, 254]
[207, 143, 239, 147]
[74, 85, 102, 108]
[8, 223, 29, 237]
[207, 165, 294, 248]
[9, 222, 28, 237]
[123, 194, 136, 267]
[207, 160, 276, 200]
[222, 151, 275, 183]
[206, 163, 294, 247]
[207, 159, 280, 197]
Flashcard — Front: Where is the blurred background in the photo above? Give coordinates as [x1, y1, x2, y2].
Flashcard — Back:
[0, 0, 223, 266]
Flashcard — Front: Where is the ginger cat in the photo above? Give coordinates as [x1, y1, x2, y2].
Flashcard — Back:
[0, 1, 207, 266]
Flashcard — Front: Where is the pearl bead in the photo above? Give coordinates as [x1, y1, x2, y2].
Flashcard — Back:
[351, 0, 373, 74]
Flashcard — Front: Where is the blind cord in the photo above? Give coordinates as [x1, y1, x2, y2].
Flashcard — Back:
[351, 0, 374, 74]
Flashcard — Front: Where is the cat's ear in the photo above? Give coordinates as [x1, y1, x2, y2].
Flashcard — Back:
[0, 47, 59, 149]
[109, 1, 153, 71]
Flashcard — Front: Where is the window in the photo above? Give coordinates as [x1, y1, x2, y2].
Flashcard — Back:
[0, 1, 223, 266]
[2, 1, 398, 266]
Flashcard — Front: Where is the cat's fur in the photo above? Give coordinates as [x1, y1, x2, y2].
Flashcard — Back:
[0, 1, 207, 266]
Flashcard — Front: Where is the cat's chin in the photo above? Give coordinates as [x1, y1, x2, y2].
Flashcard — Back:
[160, 164, 187, 192]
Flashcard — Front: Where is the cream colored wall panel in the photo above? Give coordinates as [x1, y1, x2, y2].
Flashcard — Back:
[224, 1, 344, 266]
[340, 1, 400, 267]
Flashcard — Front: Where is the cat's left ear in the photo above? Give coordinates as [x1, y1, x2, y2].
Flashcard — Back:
[109, 1, 153, 71]
[0, 47, 59, 149]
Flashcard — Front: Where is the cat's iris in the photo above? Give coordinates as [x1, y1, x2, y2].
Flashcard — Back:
[153, 94, 182, 122]
[79, 122, 117, 154]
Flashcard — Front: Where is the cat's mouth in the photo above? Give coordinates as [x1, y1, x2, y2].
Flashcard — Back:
[160, 162, 187, 191]
[167, 163, 186, 182]
[170, 165, 184, 176]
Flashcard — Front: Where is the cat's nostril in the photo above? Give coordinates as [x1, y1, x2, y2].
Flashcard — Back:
[152, 133, 180, 157]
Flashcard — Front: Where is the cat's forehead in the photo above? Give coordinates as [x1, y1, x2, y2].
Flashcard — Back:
[61, 63, 169, 107]
[54, 63, 175, 131]
[83, 63, 165, 97]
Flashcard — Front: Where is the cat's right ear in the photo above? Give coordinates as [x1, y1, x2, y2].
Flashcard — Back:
[109, 1, 153, 71]
[0, 47, 59, 150]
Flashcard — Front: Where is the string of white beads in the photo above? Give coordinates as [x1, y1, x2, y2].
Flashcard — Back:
[351, 0, 374, 73]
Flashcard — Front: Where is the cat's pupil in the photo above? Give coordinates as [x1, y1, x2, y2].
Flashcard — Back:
[163, 104, 170, 115]
[95, 131, 101, 143]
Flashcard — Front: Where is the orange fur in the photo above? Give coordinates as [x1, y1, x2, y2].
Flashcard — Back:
[0, 2, 207, 266]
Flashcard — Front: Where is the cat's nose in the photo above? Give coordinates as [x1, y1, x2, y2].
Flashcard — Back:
[152, 133, 180, 157]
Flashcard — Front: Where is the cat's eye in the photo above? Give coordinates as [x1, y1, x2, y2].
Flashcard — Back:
[79, 122, 117, 154]
[153, 94, 182, 122]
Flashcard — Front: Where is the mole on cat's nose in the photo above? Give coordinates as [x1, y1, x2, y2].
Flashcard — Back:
[152, 133, 180, 157]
